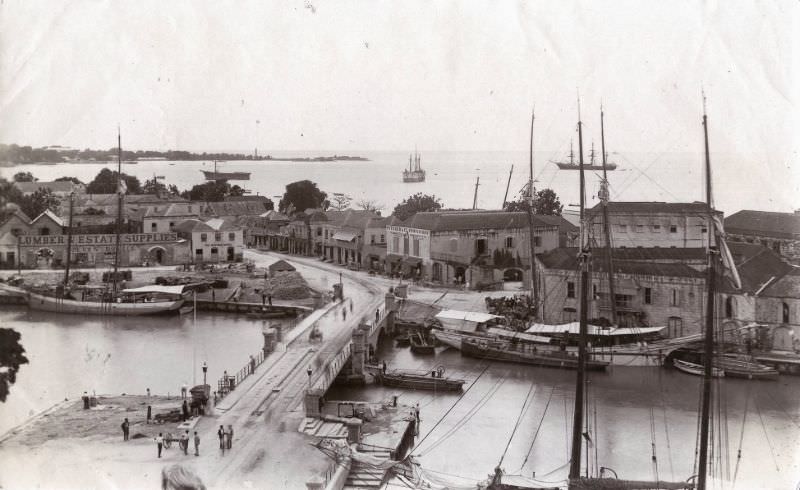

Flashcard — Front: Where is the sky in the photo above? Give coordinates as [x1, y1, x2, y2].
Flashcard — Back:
[0, 1, 797, 209]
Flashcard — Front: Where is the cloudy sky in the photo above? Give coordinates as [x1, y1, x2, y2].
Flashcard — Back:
[0, 2, 797, 201]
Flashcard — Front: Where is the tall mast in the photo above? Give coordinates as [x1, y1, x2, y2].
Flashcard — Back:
[472, 176, 480, 209]
[112, 128, 123, 295]
[527, 109, 541, 321]
[63, 191, 75, 287]
[569, 101, 590, 481]
[697, 95, 716, 490]
[502, 164, 514, 208]
[599, 106, 618, 325]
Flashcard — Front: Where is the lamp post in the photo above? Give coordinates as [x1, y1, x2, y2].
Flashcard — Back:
[307, 367, 312, 392]
[202, 361, 208, 386]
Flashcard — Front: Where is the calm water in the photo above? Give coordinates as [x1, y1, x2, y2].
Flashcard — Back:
[0, 307, 281, 436]
[330, 337, 800, 489]
[0, 150, 788, 215]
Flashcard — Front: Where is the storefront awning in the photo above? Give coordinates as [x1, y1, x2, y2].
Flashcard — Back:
[333, 231, 357, 242]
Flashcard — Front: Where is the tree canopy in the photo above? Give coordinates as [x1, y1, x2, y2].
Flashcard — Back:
[86, 168, 142, 194]
[392, 193, 443, 221]
[54, 176, 84, 185]
[13, 171, 36, 182]
[179, 180, 246, 202]
[279, 180, 327, 214]
[504, 188, 563, 216]
[0, 177, 58, 220]
[329, 193, 352, 211]
[0, 327, 29, 403]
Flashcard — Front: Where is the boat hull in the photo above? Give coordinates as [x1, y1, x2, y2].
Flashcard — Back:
[374, 372, 464, 392]
[26, 291, 183, 316]
[461, 338, 609, 371]
[673, 359, 724, 377]
[554, 162, 617, 171]
[201, 170, 251, 181]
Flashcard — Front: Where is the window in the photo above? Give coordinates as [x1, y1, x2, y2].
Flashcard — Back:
[211, 247, 218, 255]
[652, 224, 661, 232]
[567, 281, 576, 298]
[635, 224, 644, 233]
[393, 236, 400, 252]
[592, 284, 598, 299]
[450, 238, 458, 252]
[783, 302, 790, 324]
[701, 227, 707, 234]
[668, 317, 683, 337]
[195, 249, 203, 256]
[475, 238, 488, 255]
[215, 233, 222, 241]
[615, 295, 632, 309]
[403, 236, 409, 254]
[380, 234, 385, 243]
[188, 205, 193, 213]
[669, 225, 677, 233]
[534, 236, 542, 247]
[725, 296, 734, 318]
[370, 234, 376, 244]
[200, 233, 207, 242]
[40, 227, 50, 236]
[562, 307, 577, 322]
[169, 222, 175, 229]
[413, 238, 420, 256]
[618, 224, 628, 232]
[151, 223, 157, 232]
[316, 227, 322, 237]
[644, 287, 652, 305]
[505, 236, 514, 248]
[228, 232, 235, 241]
[324, 229, 328, 239]
[670, 289, 679, 306]
[6, 251, 15, 264]
[11, 228, 21, 236]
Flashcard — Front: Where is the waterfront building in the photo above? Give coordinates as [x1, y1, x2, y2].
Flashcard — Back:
[537, 247, 706, 335]
[202, 201, 266, 221]
[14, 180, 86, 197]
[236, 211, 290, 248]
[587, 201, 722, 248]
[386, 210, 559, 288]
[62, 193, 188, 228]
[324, 210, 379, 267]
[361, 216, 389, 272]
[173, 218, 243, 263]
[132, 202, 202, 233]
[725, 209, 800, 264]
[0, 209, 33, 268]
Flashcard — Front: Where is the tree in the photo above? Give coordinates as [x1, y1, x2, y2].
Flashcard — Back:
[392, 193, 442, 221]
[278, 180, 327, 214]
[329, 193, 352, 211]
[18, 188, 59, 219]
[0, 327, 29, 403]
[54, 176, 84, 184]
[356, 199, 383, 214]
[179, 180, 245, 202]
[142, 176, 167, 195]
[503, 188, 563, 216]
[13, 171, 36, 182]
[86, 168, 142, 194]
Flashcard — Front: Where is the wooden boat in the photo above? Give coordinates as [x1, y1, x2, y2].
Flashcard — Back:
[716, 355, 778, 380]
[461, 337, 609, 371]
[201, 170, 250, 181]
[179, 305, 194, 315]
[246, 309, 288, 319]
[373, 371, 464, 392]
[0, 283, 186, 316]
[673, 358, 724, 378]
[409, 333, 435, 354]
[551, 141, 617, 171]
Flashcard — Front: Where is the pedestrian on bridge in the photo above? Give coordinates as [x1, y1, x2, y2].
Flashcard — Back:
[342, 308, 347, 321]
[155, 433, 164, 458]
[349, 299, 353, 313]
[218, 425, 225, 453]
[226, 425, 234, 449]
[375, 308, 380, 323]
[194, 431, 200, 456]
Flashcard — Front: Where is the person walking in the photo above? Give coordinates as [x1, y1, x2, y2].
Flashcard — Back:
[375, 308, 380, 323]
[194, 431, 200, 456]
[226, 425, 234, 449]
[249, 355, 256, 375]
[146, 405, 152, 424]
[180, 430, 189, 455]
[261, 292, 266, 306]
[217, 425, 225, 453]
[155, 433, 164, 458]
[121, 418, 130, 441]
[182, 399, 189, 422]
[268, 294, 272, 306]
[342, 308, 347, 321]
[349, 299, 353, 313]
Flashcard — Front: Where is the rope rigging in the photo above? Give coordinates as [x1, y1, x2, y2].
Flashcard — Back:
[498, 381, 537, 468]
[517, 384, 557, 472]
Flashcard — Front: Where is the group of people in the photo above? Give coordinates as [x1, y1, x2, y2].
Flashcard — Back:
[153, 430, 201, 458]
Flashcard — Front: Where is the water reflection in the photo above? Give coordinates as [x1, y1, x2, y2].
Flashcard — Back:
[0, 307, 283, 435]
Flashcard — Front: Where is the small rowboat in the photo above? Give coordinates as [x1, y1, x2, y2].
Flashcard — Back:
[673, 359, 724, 378]
[373, 371, 464, 392]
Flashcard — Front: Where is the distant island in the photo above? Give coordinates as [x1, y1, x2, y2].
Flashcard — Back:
[0, 143, 369, 165]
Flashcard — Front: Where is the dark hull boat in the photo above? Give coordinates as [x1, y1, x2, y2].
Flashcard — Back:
[202, 170, 250, 181]
[461, 337, 609, 371]
[409, 333, 435, 354]
[373, 371, 464, 392]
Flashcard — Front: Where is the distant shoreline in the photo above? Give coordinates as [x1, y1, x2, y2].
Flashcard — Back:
[0, 155, 370, 167]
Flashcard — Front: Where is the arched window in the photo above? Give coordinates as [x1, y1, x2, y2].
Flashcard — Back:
[725, 296, 734, 319]
[783, 302, 790, 324]
[668, 317, 683, 338]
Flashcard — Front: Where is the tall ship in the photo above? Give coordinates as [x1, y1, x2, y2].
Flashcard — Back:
[402, 150, 426, 182]
[551, 141, 617, 171]
[201, 160, 251, 181]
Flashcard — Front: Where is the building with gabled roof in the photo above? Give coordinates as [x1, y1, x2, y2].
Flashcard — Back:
[173, 218, 243, 263]
[725, 210, 800, 264]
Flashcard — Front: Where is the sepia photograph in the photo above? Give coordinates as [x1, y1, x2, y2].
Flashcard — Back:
[0, 2, 798, 489]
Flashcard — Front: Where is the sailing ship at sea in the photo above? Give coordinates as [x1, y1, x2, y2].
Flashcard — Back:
[402, 150, 426, 182]
[551, 141, 618, 171]
[201, 160, 251, 181]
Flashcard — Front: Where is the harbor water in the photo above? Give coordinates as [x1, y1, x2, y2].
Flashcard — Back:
[0, 150, 789, 216]
[329, 336, 800, 489]
[0, 307, 283, 437]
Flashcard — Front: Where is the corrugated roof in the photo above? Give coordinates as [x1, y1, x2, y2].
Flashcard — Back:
[725, 210, 800, 239]
[587, 201, 717, 215]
